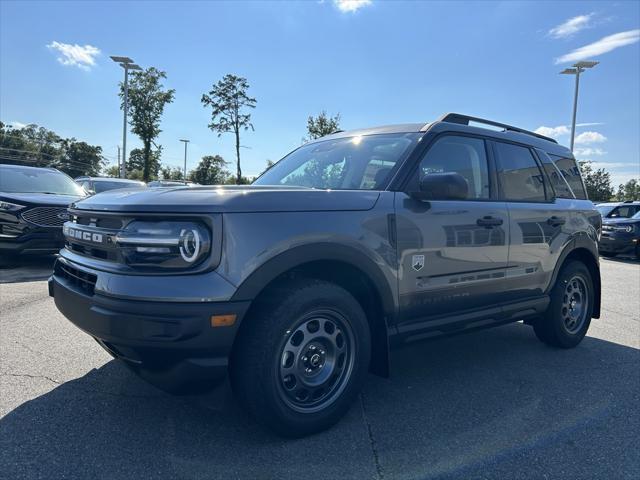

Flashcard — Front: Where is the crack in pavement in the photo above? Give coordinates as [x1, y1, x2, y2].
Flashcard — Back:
[360, 391, 384, 480]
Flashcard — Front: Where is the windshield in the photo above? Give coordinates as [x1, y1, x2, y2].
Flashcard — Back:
[599, 204, 640, 219]
[254, 133, 420, 190]
[0, 166, 86, 196]
[94, 180, 144, 193]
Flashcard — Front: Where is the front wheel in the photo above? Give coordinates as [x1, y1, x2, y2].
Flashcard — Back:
[230, 279, 371, 437]
[534, 260, 594, 348]
[599, 251, 617, 258]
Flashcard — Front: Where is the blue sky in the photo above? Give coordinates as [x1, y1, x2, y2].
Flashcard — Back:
[1, 0, 639, 185]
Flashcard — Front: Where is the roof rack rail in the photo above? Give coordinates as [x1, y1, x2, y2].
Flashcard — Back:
[436, 113, 558, 144]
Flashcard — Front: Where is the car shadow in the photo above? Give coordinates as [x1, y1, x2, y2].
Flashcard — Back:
[0, 323, 638, 479]
[0, 254, 56, 283]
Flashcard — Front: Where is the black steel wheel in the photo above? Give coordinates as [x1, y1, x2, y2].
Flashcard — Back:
[534, 260, 594, 348]
[277, 310, 355, 413]
[230, 279, 371, 437]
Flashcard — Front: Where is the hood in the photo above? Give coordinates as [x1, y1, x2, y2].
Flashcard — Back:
[0, 191, 86, 207]
[71, 185, 381, 213]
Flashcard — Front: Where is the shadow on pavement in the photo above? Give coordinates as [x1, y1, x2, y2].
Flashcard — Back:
[0, 324, 638, 479]
[0, 255, 56, 283]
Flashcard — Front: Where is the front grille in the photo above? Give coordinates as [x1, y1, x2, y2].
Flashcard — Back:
[55, 261, 97, 295]
[22, 207, 69, 227]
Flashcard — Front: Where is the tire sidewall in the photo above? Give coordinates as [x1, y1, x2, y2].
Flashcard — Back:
[237, 281, 371, 436]
[548, 261, 594, 347]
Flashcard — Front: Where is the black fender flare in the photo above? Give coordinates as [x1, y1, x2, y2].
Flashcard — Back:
[547, 233, 601, 318]
[230, 242, 397, 320]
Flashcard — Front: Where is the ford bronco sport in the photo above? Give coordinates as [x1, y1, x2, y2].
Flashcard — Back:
[49, 113, 602, 437]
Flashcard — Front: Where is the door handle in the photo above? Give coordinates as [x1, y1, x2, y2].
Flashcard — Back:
[476, 216, 503, 227]
[547, 216, 566, 227]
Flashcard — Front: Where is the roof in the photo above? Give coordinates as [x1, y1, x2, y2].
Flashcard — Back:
[0, 163, 58, 172]
[309, 113, 570, 156]
[82, 177, 145, 183]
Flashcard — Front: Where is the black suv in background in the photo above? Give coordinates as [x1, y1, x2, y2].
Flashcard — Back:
[597, 201, 640, 259]
[49, 113, 601, 436]
[1, 164, 86, 262]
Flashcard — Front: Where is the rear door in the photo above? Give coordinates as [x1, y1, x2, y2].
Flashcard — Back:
[492, 141, 571, 302]
[394, 134, 509, 326]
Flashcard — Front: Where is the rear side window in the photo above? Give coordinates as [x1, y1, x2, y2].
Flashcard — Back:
[548, 154, 587, 200]
[494, 142, 547, 202]
[535, 150, 574, 199]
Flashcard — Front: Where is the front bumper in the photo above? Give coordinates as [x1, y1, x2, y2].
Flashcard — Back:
[0, 229, 65, 254]
[598, 234, 638, 254]
[49, 258, 250, 388]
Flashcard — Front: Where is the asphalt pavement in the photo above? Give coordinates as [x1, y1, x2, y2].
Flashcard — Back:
[0, 256, 638, 479]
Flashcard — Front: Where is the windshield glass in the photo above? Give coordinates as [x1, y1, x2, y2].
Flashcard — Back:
[254, 133, 420, 190]
[94, 180, 144, 193]
[0, 166, 86, 196]
[600, 205, 640, 219]
[596, 205, 615, 217]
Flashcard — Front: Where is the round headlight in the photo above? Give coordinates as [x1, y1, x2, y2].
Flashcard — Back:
[179, 228, 201, 263]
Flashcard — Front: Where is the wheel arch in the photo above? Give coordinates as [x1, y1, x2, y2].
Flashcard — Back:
[231, 243, 396, 377]
[548, 236, 601, 319]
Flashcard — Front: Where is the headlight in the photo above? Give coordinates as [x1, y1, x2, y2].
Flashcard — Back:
[0, 201, 26, 212]
[116, 220, 211, 270]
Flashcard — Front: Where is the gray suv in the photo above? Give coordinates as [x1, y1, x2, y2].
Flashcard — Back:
[49, 113, 602, 437]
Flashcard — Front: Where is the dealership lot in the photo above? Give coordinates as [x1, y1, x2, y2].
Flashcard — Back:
[0, 257, 638, 479]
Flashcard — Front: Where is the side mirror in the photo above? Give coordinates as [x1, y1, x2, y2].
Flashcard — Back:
[411, 172, 468, 201]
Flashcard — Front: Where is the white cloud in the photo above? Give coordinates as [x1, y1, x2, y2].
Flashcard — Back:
[555, 29, 640, 64]
[534, 125, 570, 138]
[575, 131, 607, 144]
[574, 147, 607, 156]
[549, 13, 594, 39]
[334, 0, 372, 13]
[590, 162, 636, 169]
[47, 41, 101, 70]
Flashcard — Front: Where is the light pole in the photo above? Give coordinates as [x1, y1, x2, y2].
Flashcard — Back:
[110, 56, 142, 178]
[180, 139, 190, 181]
[560, 60, 598, 152]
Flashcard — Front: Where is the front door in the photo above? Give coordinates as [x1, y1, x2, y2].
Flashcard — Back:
[394, 134, 509, 327]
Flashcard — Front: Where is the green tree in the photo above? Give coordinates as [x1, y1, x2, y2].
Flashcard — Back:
[201, 74, 256, 184]
[305, 111, 341, 142]
[159, 165, 184, 181]
[190, 155, 230, 185]
[578, 160, 614, 202]
[127, 147, 162, 179]
[58, 139, 105, 178]
[0, 122, 104, 176]
[103, 165, 120, 177]
[120, 67, 175, 182]
[615, 178, 640, 201]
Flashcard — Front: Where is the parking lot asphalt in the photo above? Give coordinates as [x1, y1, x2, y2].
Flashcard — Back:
[0, 257, 638, 480]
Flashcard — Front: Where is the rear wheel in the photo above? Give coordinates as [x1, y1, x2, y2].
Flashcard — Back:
[534, 260, 593, 348]
[230, 279, 371, 437]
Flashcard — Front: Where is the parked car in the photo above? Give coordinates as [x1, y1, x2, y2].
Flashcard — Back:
[75, 177, 146, 195]
[49, 113, 601, 437]
[147, 180, 198, 187]
[596, 201, 640, 258]
[0, 164, 86, 261]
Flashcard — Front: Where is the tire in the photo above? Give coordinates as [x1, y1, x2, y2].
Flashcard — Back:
[599, 251, 617, 258]
[230, 279, 371, 437]
[635, 245, 640, 261]
[534, 260, 594, 348]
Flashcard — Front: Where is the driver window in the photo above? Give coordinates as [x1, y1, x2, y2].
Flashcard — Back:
[415, 135, 490, 199]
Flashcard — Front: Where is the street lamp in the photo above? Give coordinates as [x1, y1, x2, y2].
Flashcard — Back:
[560, 60, 599, 152]
[180, 139, 190, 181]
[110, 56, 142, 178]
